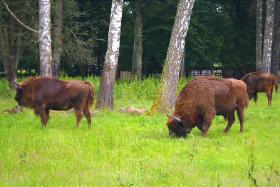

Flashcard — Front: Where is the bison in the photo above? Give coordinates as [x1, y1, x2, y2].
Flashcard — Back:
[241, 72, 278, 106]
[15, 76, 94, 128]
[167, 76, 249, 137]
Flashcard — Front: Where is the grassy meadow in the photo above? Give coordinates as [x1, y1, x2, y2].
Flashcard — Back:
[0, 77, 280, 186]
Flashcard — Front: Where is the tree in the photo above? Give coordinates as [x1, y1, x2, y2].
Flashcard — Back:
[97, 0, 123, 110]
[0, 1, 35, 89]
[131, 0, 144, 78]
[256, 0, 263, 72]
[262, 0, 275, 73]
[39, 0, 52, 76]
[271, 1, 280, 76]
[150, 0, 195, 114]
[0, 20, 19, 89]
[53, 0, 63, 77]
[180, 49, 186, 77]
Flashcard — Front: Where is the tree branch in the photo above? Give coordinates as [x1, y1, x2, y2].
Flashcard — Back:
[2, 2, 39, 33]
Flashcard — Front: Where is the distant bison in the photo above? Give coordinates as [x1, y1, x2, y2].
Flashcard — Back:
[241, 72, 278, 106]
[167, 76, 249, 137]
[15, 76, 94, 128]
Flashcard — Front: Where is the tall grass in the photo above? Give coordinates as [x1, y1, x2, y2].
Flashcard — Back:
[0, 77, 279, 186]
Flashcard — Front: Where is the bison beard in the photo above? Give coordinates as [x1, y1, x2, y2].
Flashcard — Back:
[167, 76, 249, 137]
[241, 72, 278, 106]
[15, 76, 94, 128]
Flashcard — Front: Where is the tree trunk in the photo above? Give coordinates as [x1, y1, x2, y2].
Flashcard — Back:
[53, 0, 63, 78]
[150, 0, 195, 114]
[180, 49, 186, 78]
[0, 21, 20, 89]
[271, 1, 280, 76]
[256, 0, 263, 72]
[131, 0, 144, 78]
[39, 0, 53, 76]
[262, 0, 275, 73]
[96, 0, 123, 110]
[3, 57, 17, 89]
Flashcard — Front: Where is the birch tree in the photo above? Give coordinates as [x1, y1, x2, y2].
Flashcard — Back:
[271, 1, 280, 75]
[132, 0, 144, 78]
[256, 0, 263, 72]
[97, 0, 123, 110]
[262, 0, 275, 73]
[180, 50, 186, 77]
[53, 0, 63, 77]
[150, 0, 195, 114]
[39, 0, 53, 76]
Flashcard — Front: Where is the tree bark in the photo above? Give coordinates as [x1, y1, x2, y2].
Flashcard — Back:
[0, 17, 22, 89]
[262, 0, 275, 73]
[180, 49, 186, 78]
[271, 1, 280, 76]
[39, 0, 53, 76]
[53, 0, 63, 78]
[256, 0, 263, 72]
[150, 0, 195, 114]
[96, 0, 123, 110]
[131, 0, 144, 78]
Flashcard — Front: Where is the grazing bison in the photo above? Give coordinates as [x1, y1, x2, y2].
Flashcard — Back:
[15, 76, 94, 128]
[167, 76, 249, 137]
[241, 72, 278, 106]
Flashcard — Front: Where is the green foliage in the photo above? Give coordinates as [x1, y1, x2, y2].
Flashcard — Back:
[0, 0, 256, 77]
[0, 78, 280, 186]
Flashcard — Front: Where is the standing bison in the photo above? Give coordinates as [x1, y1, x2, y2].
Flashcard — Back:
[167, 76, 249, 137]
[241, 72, 278, 106]
[15, 76, 94, 128]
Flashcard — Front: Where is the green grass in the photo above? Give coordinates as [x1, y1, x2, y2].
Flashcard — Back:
[0, 77, 279, 186]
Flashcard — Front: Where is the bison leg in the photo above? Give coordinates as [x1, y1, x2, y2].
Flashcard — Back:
[74, 108, 83, 128]
[224, 112, 235, 133]
[237, 108, 245, 133]
[83, 107, 92, 128]
[253, 92, 258, 103]
[266, 90, 272, 106]
[35, 102, 49, 127]
[200, 112, 215, 136]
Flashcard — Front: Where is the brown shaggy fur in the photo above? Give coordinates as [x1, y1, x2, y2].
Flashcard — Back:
[241, 72, 278, 106]
[15, 76, 94, 128]
[167, 76, 249, 137]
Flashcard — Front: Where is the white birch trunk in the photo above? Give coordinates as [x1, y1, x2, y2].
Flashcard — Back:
[39, 0, 52, 76]
[262, 0, 275, 73]
[97, 0, 123, 110]
[151, 0, 195, 113]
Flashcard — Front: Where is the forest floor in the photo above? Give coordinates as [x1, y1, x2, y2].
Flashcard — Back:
[0, 77, 279, 186]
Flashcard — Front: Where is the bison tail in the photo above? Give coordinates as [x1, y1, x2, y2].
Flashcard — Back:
[85, 81, 94, 107]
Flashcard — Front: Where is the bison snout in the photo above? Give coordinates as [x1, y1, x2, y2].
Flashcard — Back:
[168, 124, 189, 138]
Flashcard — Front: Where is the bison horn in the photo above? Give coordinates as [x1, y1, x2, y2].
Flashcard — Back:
[170, 115, 181, 122]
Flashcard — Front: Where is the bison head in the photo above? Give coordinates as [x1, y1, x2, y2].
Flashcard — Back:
[15, 83, 33, 107]
[167, 115, 191, 138]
